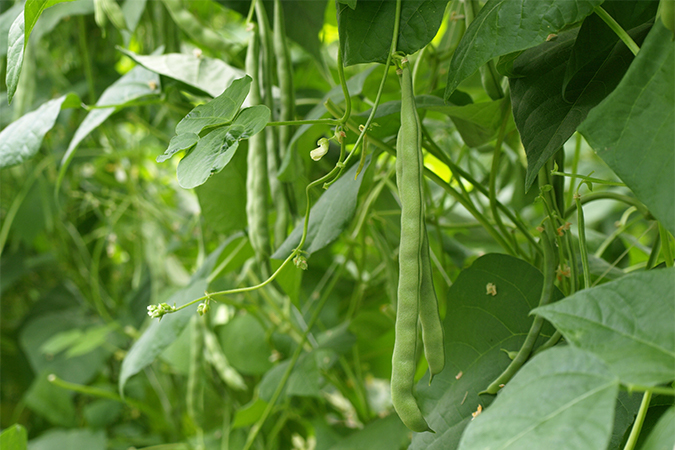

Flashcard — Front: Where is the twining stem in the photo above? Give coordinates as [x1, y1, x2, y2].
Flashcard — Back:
[480, 224, 557, 394]
[323, 0, 403, 188]
[78, 16, 96, 104]
[645, 232, 661, 270]
[551, 170, 626, 187]
[420, 126, 540, 255]
[565, 133, 583, 208]
[563, 191, 651, 219]
[623, 384, 675, 396]
[575, 193, 592, 290]
[594, 6, 640, 56]
[488, 96, 516, 255]
[622, 391, 652, 450]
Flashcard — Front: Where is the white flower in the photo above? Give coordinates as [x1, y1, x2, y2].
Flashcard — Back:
[310, 138, 330, 161]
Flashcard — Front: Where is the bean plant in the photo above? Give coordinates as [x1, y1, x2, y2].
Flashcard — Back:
[1, 0, 674, 449]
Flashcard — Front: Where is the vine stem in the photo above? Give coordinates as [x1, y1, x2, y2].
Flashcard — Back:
[242, 261, 341, 450]
[563, 191, 651, 219]
[480, 224, 557, 395]
[48, 374, 166, 425]
[167, 165, 340, 315]
[323, 0, 403, 188]
[488, 95, 516, 256]
[575, 192, 592, 290]
[622, 391, 651, 450]
[594, 6, 640, 56]
[324, 99, 515, 254]
[420, 126, 540, 255]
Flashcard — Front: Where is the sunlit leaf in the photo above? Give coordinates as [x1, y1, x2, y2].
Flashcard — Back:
[534, 268, 675, 386]
[457, 347, 619, 450]
[578, 22, 675, 235]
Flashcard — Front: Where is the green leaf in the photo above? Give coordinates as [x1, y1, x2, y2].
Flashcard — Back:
[6, 11, 25, 104]
[0, 93, 80, 168]
[578, 22, 675, 235]
[59, 65, 160, 186]
[511, 20, 652, 190]
[641, 405, 675, 450]
[534, 268, 675, 386]
[6, 0, 76, 103]
[176, 105, 270, 189]
[118, 48, 245, 97]
[512, 0, 656, 190]
[0, 4, 23, 58]
[232, 398, 267, 429]
[411, 253, 561, 449]
[272, 156, 372, 259]
[157, 133, 199, 163]
[28, 428, 106, 450]
[457, 347, 620, 450]
[118, 242, 228, 395]
[0, 424, 27, 450]
[444, 0, 603, 99]
[218, 314, 273, 376]
[329, 415, 410, 450]
[259, 353, 322, 402]
[562, 1, 659, 102]
[195, 145, 248, 235]
[175, 76, 251, 135]
[338, 0, 448, 65]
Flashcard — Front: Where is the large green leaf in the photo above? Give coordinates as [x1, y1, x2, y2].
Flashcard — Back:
[640, 406, 675, 450]
[272, 156, 372, 259]
[118, 242, 228, 395]
[510, 19, 652, 190]
[562, 0, 659, 101]
[0, 93, 79, 168]
[0, 424, 27, 450]
[444, 0, 603, 99]
[58, 65, 161, 187]
[534, 268, 675, 386]
[457, 347, 620, 450]
[118, 48, 245, 97]
[195, 144, 248, 235]
[176, 105, 270, 189]
[175, 76, 251, 135]
[5, 0, 76, 103]
[578, 22, 675, 235]
[337, 0, 448, 65]
[411, 253, 561, 449]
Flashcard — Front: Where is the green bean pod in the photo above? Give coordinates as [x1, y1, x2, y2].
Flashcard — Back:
[392, 59, 432, 433]
[256, 1, 291, 247]
[246, 25, 272, 273]
[273, 0, 295, 158]
[419, 224, 445, 382]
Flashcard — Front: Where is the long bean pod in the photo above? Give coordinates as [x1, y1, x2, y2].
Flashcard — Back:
[392, 59, 432, 433]
[246, 25, 272, 275]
